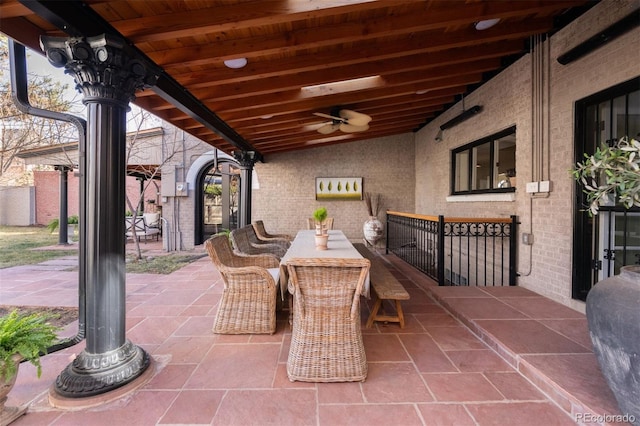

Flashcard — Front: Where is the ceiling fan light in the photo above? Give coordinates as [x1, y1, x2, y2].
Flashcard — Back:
[474, 18, 500, 31]
[223, 58, 248, 69]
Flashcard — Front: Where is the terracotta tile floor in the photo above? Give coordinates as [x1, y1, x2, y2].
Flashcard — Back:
[0, 243, 626, 425]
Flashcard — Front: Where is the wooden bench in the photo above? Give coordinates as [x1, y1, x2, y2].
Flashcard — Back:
[354, 243, 410, 328]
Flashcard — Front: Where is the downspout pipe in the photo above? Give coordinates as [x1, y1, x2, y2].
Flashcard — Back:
[9, 40, 86, 352]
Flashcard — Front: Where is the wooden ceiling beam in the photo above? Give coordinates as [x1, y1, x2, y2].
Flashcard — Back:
[145, 4, 572, 68]
[167, 40, 523, 89]
[247, 114, 427, 145]
[219, 86, 464, 123]
[211, 73, 482, 115]
[112, 0, 417, 43]
[183, 58, 500, 104]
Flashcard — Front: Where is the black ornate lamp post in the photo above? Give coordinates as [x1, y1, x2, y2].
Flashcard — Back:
[40, 34, 157, 398]
[54, 165, 73, 245]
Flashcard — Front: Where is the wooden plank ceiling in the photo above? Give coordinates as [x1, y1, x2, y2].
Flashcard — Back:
[1, 0, 593, 158]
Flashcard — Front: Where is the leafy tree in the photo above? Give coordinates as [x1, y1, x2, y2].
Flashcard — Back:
[124, 108, 188, 260]
[0, 35, 79, 184]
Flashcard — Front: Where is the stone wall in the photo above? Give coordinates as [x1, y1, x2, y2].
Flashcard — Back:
[413, 0, 640, 310]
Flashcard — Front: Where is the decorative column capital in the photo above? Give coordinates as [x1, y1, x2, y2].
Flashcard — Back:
[232, 150, 259, 168]
[40, 34, 158, 106]
[54, 165, 73, 172]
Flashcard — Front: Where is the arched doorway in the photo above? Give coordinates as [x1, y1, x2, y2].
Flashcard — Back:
[194, 159, 241, 245]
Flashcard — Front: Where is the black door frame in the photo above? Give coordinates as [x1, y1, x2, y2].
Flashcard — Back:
[572, 76, 640, 301]
[194, 158, 240, 245]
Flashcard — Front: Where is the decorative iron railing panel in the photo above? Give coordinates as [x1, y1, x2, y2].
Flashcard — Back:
[386, 212, 518, 286]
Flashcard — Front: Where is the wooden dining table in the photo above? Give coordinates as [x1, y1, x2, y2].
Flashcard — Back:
[279, 229, 370, 299]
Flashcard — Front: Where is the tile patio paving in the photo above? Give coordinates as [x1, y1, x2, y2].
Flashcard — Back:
[0, 243, 627, 425]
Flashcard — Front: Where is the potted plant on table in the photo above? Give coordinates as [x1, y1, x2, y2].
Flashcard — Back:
[571, 136, 640, 421]
[312, 207, 329, 250]
[0, 310, 60, 419]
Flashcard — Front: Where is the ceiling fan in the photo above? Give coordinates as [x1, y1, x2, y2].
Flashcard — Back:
[313, 109, 372, 134]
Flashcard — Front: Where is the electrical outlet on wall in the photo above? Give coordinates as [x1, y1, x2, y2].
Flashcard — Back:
[539, 181, 552, 192]
[175, 182, 188, 196]
[525, 182, 539, 193]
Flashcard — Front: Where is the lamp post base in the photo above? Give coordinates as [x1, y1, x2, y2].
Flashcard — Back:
[52, 340, 150, 398]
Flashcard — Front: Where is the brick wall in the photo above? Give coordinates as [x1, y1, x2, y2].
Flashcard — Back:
[34, 170, 160, 226]
[252, 134, 415, 243]
[413, 0, 640, 310]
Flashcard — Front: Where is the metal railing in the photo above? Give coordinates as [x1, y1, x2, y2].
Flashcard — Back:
[386, 211, 518, 286]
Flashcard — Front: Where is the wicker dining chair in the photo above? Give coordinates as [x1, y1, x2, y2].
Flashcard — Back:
[245, 224, 290, 251]
[205, 234, 279, 334]
[285, 257, 371, 382]
[253, 220, 293, 244]
[230, 225, 287, 258]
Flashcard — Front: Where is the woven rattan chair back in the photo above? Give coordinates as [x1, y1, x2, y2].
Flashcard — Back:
[253, 220, 293, 243]
[285, 257, 371, 382]
[204, 234, 278, 334]
[230, 226, 286, 258]
[245, 224, 289, 251]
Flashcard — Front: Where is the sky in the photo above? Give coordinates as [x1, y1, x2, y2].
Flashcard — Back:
[14, 45, 161, 129]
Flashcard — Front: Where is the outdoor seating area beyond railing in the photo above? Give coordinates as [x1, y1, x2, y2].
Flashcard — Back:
[386, 211, 517, 286]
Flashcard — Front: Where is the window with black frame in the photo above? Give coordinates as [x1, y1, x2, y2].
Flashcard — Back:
[451, 126, 516, 195]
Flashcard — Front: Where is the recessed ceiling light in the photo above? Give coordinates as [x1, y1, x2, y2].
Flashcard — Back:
[474, 18, 500, 31]
[224, 58, 248, 69]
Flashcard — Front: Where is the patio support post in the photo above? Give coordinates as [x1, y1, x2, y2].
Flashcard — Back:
[40, 34, 158, 398]
[55, 165, 72, 245]
[233, 150, 257, 227]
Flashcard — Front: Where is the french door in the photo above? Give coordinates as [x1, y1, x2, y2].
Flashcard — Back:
[573, 77, 640, 301]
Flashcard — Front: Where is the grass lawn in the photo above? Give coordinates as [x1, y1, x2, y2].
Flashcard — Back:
[126, 253, 206, 274]
[0, 226, 77, 269]
[0, 225, 205, 273]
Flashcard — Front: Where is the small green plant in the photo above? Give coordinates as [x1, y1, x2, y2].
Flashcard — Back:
[572, 137, 640, 216]
[46, 215, 79, 233]
[0, 310, 60, 381]
[313, 207, 328, 224]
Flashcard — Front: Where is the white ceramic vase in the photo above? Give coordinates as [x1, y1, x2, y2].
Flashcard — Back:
[363, 216, 384, 246]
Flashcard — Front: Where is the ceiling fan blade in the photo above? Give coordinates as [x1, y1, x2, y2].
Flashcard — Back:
[313, 112, 343, 122]
[340, 123, 369, 133]
[317, 122, 341, 134]
[339, 109, 372, 126]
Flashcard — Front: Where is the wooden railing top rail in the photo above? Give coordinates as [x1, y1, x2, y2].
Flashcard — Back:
[386, 211, 514, 224]
[386, 211, 439, 221]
